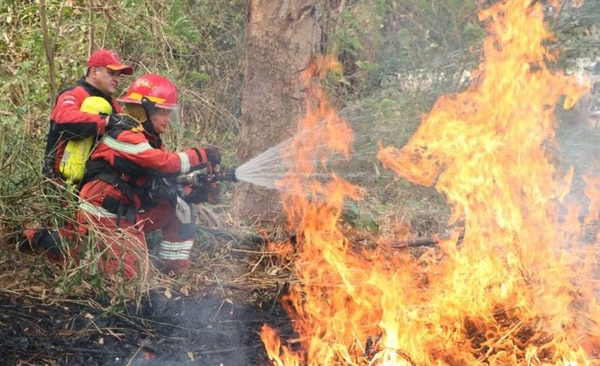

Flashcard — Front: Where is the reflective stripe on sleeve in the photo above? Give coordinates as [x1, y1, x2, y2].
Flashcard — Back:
[102, 136, 154, 155]
[178, 152, 191, 173]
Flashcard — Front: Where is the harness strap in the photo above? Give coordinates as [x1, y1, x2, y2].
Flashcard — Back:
[96, 170, 137, 226]
[83, 160, 138, 226]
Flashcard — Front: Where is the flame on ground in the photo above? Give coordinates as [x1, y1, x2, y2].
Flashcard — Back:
[260, 1, 600, 365]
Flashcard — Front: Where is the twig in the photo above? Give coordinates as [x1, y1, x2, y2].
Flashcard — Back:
[194, 344, 265, 355]
[66, 347, 121, 355]
[125, 338, 149, 366]
[37, 0, 56, 106]
[479, 319, 525, 362]
[392, 232, 465, 248]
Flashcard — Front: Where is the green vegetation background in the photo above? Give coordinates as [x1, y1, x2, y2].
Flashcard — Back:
[1, 0, 597, 255]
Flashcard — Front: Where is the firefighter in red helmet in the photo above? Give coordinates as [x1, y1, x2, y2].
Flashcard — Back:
[75, 74, 221, 280]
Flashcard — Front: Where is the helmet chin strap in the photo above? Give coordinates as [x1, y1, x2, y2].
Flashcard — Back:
[141, 119, 162, 148]
[140, 97, 158, 135]
[141, 97, 157, 118]
[142, 119, 157, 135]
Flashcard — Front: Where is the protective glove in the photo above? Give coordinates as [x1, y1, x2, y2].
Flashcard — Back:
[185, 183, 221, 205]
[105, 114, 139, 131]
[141, 178, 179, 208]
[184, 185, 208, 204]
[204, 147, 221, 167]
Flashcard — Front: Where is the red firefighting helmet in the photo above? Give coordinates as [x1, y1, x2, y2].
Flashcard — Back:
[118, 74, 178, 110]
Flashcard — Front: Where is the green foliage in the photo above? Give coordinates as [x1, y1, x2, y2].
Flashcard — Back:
[325, 0, 485, 98]
[342, 200, 379, 234]
[0, 0, 246, 301]
[3, 0, 596, 302]
[1, 0, 245, 147]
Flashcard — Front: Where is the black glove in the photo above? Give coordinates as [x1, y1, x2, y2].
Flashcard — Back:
[106, 114, 139, 131]
[185, 183, 221, 205]
[142, 178, 179, 207]
[185, 185, 208, 204]
[204, 147, 221, 167]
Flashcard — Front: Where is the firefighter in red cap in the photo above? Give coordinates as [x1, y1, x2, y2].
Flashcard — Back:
[75, 74, 221, 280]
[19, 49, 139, 257]
[43, 49, 139, 181]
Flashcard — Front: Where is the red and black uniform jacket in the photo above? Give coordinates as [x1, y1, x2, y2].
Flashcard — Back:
[78, 121, 209, 225]
[42, 78, 122, 178]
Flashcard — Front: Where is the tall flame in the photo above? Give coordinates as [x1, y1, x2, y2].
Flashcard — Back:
[261, 0, 600, 365]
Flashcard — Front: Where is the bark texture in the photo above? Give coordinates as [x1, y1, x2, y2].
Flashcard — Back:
[233, 0, 322, 227]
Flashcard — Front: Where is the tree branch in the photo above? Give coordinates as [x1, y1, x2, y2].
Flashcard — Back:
[38, 0, 56, 107]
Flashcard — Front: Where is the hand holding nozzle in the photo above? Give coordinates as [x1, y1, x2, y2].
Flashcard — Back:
[204, 147, 221, 167]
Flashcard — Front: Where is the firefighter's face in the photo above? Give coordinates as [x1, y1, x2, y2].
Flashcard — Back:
[88, 66, 123, 96]
[149, 108, 171, 134]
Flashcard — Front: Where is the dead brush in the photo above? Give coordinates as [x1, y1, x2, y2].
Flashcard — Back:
[55, 220, 156, 307]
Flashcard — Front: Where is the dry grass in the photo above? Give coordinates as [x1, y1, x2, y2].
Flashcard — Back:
[0, 195, 449, 311]
[0, 76, 453, 363]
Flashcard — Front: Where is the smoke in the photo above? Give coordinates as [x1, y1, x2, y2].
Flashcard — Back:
[116, 291, 261, 366]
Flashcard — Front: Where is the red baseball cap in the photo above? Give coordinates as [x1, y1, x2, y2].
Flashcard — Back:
[87, 49, 133, 75]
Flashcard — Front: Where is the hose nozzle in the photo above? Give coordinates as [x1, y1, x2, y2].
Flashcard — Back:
[175, 167, 237, 187]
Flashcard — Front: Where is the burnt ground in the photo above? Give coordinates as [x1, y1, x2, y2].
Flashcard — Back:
[0, 225, 301, 366]
[0, 220, 444, 366]
[0, 286, 295, 366]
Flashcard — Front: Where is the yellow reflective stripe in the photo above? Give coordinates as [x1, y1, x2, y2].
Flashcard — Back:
[102, 136, 154, 155]
[128, 92, 166, 104]
[178, 152, 191, 173]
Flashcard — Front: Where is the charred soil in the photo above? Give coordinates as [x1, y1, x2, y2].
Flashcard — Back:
[0, 227, 300, 366]
[0, 286, 294, 366]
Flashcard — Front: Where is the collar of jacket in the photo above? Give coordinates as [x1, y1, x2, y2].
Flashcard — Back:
[78, 77, 119, 114]
[78, 77, 110, 98]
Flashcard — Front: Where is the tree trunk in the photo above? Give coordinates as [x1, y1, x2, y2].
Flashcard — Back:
[233, 0, 322, 228]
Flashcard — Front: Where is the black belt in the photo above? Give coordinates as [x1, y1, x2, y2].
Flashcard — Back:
[101, 195, 137, 226]
[95, 170, 138, 226]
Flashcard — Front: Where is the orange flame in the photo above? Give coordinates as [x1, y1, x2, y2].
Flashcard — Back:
[261, 0, 600, 364]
